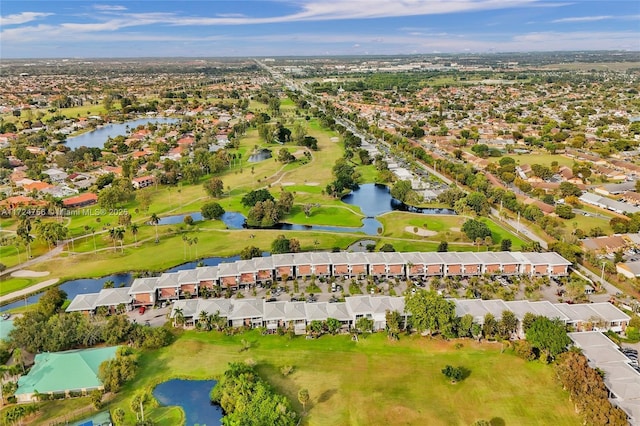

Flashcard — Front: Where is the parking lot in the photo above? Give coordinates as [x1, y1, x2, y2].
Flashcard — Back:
[126, 305, 171, 327]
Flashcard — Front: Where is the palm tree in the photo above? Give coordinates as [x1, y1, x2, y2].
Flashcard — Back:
[173, 308, 185, 327]
[118, 227, 126, 252]
[198, 310, 211, 331]
[90, 227, 97, 254]
[150, 213, 160, 243]
[109, 228, 118, 252]
[298, 388, 310, 415]
[182, 235, 188, 260]
[192, 237, 199, 259]
[130, 223, 139, 245]
[406, 261, 414, 278]
[12, 348, 24, 374]
[0, 364, 10, 406]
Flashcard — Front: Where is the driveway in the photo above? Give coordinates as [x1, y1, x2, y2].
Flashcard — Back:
[126, 305, 171, 327]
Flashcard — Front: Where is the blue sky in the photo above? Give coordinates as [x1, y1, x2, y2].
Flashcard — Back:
[1, 1, 639, 58]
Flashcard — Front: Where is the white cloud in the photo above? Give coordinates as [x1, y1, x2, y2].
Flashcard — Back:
[93, 5, 128, 11]
[46, 0, 539, 29]
[215, 13, 247, 18]
[552, 14, 640, 23]
[0, 12, 52, 26]
[552, 15, 612, 23]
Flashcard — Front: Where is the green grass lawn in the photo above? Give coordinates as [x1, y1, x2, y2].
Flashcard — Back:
[378, 213, 467, 241]
[104, 330, 580, 426]
[486, 152, 575, 168]
[479, 218, 527, 249]
[0, 276, 39, 297]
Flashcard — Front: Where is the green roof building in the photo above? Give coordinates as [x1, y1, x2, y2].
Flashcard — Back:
[16, 346, 118, 403]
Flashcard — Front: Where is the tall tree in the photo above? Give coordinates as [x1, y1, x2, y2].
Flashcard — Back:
[405, 290, 456, 336]
[526, 317, 570, 360]
[204, 177, 224, 198]
[149, 213, 160, 243]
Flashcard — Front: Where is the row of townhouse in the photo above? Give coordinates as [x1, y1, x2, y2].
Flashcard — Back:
[168, 295, 406, 334]
[454, 298, 630, 335]
[162, 296, 629, 336]
[66, 251, 572, 313]
[126, 251, 571, 307]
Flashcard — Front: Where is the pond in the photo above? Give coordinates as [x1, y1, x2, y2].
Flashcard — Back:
[64, 117, 179, 149]
[157, 212, 245, 229]
[248, 148, 272, 162]
[153, 379, 223, 426]
[274, 218, 381, 235]
[0, 273, 132, 312]
[156, 184, 453, 236]
[342, 183, 456, 216]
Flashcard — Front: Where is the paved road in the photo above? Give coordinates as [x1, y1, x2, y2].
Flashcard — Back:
[573, 263, 622, 297]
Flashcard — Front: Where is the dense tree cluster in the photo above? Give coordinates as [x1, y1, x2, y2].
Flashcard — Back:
[270, 235, 300, 254]
[610, 213, 640, 234]
[326, 158, 360, 197]
[98, 347, 138, 393]
[210, 362, 297, 426]
[461, 219, 492, 241]
[555, 351, 628, 425]
[240, 246, 262, 260]
[201, 201, 225, 220]
[9, 288, 173, 353]
[241, 189, 275, 207]
[405, 290, 457, 337]
[525, 316, 571, 361]
[245, 190, 294, 228]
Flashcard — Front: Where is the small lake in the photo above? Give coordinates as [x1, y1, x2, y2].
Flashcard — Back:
[275, 218, 381, 235]
[342, 183, 456, 216]
[157, 184, 453, 236]
[248, 148, 272, 162]
[65, 117, 179, 149]
[0, 273, 133, 312]
[157, 212, 245, 229]
[153, 379, 223, 426]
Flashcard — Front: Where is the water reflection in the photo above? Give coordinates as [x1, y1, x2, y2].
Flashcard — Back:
[153, 379, 223, 425]
[65, 117, 179, 149]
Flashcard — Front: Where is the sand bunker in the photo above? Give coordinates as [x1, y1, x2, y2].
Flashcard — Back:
[11, 270, 50, 278]
[405, 226, 437, 237]
[282, 182, 296, 186]
[305, 182, 319, 186]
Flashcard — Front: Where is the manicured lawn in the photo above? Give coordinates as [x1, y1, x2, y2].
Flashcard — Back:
[105, 330, 580, 426]
[32, 228, 361, 281]
[378, 213, 467, 241]
[486, 153, 575, 168]
[0, 277, 39, 297]
[564, 214, 612, 237]
[479, 218, 527, 249]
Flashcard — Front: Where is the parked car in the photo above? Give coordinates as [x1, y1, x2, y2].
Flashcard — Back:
[1, 313, 10, 320]
[139, 306, 146, 315]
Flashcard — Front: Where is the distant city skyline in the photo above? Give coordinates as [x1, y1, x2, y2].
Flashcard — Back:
[1, 1, 639, 58]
